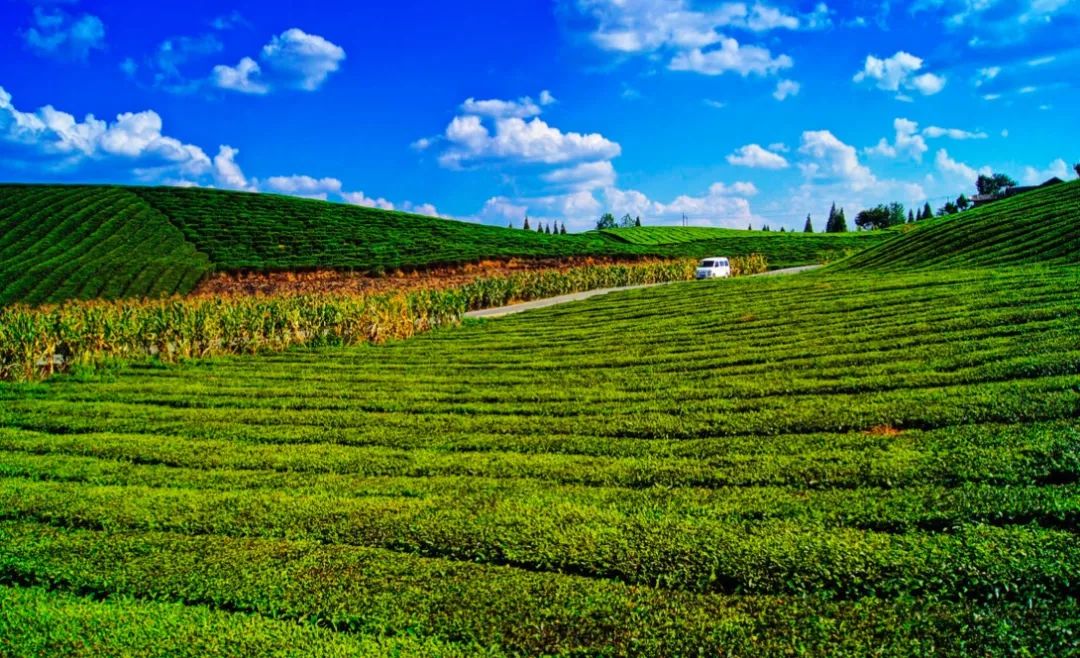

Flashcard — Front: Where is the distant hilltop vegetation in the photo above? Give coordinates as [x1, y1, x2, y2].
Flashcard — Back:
[0, 184, 887, 306]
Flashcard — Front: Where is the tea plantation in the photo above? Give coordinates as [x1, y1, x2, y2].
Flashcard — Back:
[0, 184, 889, 306]
[2, 260, 1079, 655]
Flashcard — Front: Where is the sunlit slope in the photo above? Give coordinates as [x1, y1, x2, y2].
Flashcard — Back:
[132, 187, 627, 271]
[0, 185, 211, 307]
[601, 224, 893, 267]
[1, 266, 1078, 654]
[834, 180, 1080, 271]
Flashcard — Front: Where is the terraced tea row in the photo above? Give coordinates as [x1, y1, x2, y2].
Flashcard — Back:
[1, 266, 1078, 655]
[0, 184, 889, 306]
[834, 180, 1080, 271]
[0, 186, 210, 306]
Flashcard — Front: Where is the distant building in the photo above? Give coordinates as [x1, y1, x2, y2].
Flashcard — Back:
[972, 177, 1064, 208]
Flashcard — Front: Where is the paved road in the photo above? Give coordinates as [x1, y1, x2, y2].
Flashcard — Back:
[464, 265, 822, 319]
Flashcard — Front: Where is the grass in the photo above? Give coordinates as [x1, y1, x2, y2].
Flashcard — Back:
[1, 184, 889, 306]
[1, 264, 1078, 656]
[832, 179, 1080, 271]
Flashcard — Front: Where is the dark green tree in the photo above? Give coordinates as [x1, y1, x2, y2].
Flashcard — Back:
[938, 201, 959, 216]
[976, 173, 1018, 197]
[620, 213, 635, 228]
[523, 215, 530, 231]
[779, 227, 786, 233]
[634, 216, 642, 227]
[956, 194, 970, 211]
[803, 214, 813, 233]
[855, 205, 892, 230]
[908, 209, 915, 223]
[888, 202, 906, 227]
[835, 208, 847, 233]
[537, 222, 544, 233]
[596, 212, 617, 229]
[560, 223, 567, 235]
[825, 203, 838, 233]
[1074, 163, 1080, 178]
[922, 202, 933, 220]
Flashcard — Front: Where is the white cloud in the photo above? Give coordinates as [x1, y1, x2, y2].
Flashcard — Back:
[265, 175, 343, 199]
[211, 57, 269, 95]
[461, 95, 543, 119]
[922, 126, 988, 139]
[23, 7, 105, 61]
[261, 28, 346, 91]
[865, 118, 927, 161]
[212, 146, 253, 190]
[767, 142, 789, 152]
[341, 190, 395, 210]
[402, 201, 441, 217]
[934, 148, 991, 187]
[542, 160, 617, 190]
[703, 99, 727, 109]
[539, 90, 557, 105]
[438, 113, 621, 168]
[604, 181, 758, 228]
[853, 51, 946, 97]
[727, 143, 789, 168]
[571, 1, 813, 79]
[211, 28, 345, 94]
[1022, 158, 1069, 184]
[773, 79, 800, 100]
[799, 130, 876, 190]
[0, 86, 212, 177]
[669, 39, 792, 76]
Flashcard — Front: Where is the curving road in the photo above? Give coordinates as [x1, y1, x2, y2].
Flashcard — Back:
[465, 265, 821, 319]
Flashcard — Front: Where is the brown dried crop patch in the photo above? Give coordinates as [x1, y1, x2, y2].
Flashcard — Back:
[864, 424, 904, 437]
[192, 256, 665, 298]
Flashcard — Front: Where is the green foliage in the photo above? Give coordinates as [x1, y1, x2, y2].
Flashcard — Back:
[976, 173, 1019, 197]
[826, 203, 848, 233]
[833, 180, 1080, 271]
[596, 212, 617, 229]
[0, 186, 211, 307]
[0, 260, 698, 382]
[0, 265, 1078, 655]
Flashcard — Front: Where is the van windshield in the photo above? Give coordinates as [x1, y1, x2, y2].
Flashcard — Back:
[699, 260, 714, 267]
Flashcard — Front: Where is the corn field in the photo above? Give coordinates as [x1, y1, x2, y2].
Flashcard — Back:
[0, 257, 770, 382]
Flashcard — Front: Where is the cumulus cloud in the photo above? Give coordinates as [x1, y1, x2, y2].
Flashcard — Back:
[210, 28, 345, 94]
[865, 118, 928, 161]
[570, 0, 818, 80]
[799, 130, 876, 190]
[212, 145, 253, 190]
[23, 7, 105, 61]
[773, 79, 800, 100]
[1022, 158, 1069, 184]
[211, 57, 269, 94]
[0, 86, 212, 178]
[853, 51, 946, 97]
[934, 148, 991, 187]
[461, 95, 543, 119]
[437, 113, 621, 169]
[604, 181, 758, 228]
[542, 160, 617, 190]
[265, 175, 343, 199]
[727, 143, 789, 169]
[669, 38, 792, 76]
[261, 29, 347, 91]
[341, 190, 395, 210]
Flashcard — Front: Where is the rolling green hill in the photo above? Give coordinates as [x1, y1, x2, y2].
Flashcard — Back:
[2, 266, 1078, 655]
[834, 180, 1080, 271]
[601, 225, 751, 244]
[0, 186, 211, 307]
[1, 184, 890, 306]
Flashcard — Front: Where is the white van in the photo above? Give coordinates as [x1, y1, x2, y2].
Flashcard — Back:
[695, 257, 730, 279]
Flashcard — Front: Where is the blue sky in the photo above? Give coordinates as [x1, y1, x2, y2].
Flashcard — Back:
[1, 0, 1077, 230]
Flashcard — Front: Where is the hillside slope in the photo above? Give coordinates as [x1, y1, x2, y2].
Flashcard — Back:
[834, 180, 1080, 271]
[1, 184, 891, 306]
[0, 186, 210, 307]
